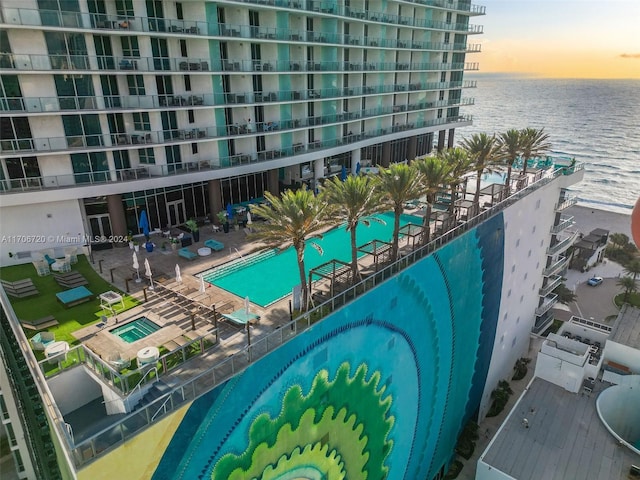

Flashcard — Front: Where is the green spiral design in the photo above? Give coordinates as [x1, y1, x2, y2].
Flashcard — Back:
[212, 362, 394, 479]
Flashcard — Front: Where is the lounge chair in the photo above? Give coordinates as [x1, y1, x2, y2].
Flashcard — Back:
[54, 271, 88, 288]
[30, 331, 55, 351]
[204, 239, 225, 251]
[178, 247, 198, 260]
[20, 315, 59, 330]
[1, 279, 39, 298]
[33, 260, 51, 277]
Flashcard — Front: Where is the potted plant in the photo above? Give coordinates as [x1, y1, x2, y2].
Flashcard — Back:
[144, 241, 155, 253]
[170, 238, 179, 251]
[185, 219, 200, 242]
[217, 211, 230, 234]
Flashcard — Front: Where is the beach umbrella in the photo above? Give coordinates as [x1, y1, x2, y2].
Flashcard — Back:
[139, 210, 150, 238]
[246, 211, 252, 225]
[144, 258, 154, 290]
[341, 165, 347, 181]
[226, 203, 234, 219]
[199, 275, 206, 293]
[355, 161, 361, 175]
[175, 264, 182, 283]
[132, 251, 140, 283]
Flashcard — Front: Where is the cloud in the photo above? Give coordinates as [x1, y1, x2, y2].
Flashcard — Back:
[619, 53, 640, 59]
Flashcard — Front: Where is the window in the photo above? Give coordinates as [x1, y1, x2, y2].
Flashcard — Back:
[184, 75, 191, 91]
[439, 90, 445, 101]
[446, 12, 452, 24]
[444, 32, 450, 44]
[0, 75, 23, 110]
[112, 149, 131, 169]
[440, 71, 447, 82]
[138, 147, 155, 164]
[54, 74, 95, 109]
[127, 75, 145, 95]
[5, 157, 41, 186]
[176, 2, 184, 20]
[115, 0, 134, 17]
[62, 114, 102, 147]
[180, 39, 188, 57]
[188, 109, 194, 123]
[71, 152, 108, 183]
[0, 117, 33, 150]
[191, 142, 198, 154]
[151, 38, 170, 70]
[165, 145, 181, 172]
[44, 31, 88, 69]
[442, 52, 448, 63]
[121, 36, 140, 57]
[133, 112, 151, 130]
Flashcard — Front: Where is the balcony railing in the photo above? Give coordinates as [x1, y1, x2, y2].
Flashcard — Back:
[58, 164, 578, 468]
[0, 100, 473, 155]
[555, 196, 578, 211]
[542, 256, 569, 277]
[0, 5, 483, 40]
[0, 53, 478, 74]
[535, 293, 558, 317]
[539, 274, 563, 297]
[0, 81, 475, 113]
[0, 115, 472, 192]
[547, 230, 579, 256]
[550, 215, 575, 234]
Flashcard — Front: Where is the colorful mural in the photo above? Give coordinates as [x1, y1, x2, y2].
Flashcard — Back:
[147, 214, 504, 480]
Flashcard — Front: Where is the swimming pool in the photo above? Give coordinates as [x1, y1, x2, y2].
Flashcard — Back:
[202, 211, 422, 306]
[110, 317, 161, 343]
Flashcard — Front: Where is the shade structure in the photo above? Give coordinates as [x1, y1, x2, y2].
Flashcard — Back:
[175, 264, 182, 283]
[139, 210, 150, 237]
[199, 275, 206, 293]
[132, 252, 140, 282]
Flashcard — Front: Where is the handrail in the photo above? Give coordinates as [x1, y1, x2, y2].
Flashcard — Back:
[151, 395, 173, 422]
[128, 367, 158, 400]
[65, 163, 583, 466]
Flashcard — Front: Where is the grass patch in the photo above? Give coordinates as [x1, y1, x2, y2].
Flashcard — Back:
[1, 255, 139, 350]
[614, 292, 640, 308]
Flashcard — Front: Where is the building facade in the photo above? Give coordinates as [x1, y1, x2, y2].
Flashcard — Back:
[0, 0, 483, 263]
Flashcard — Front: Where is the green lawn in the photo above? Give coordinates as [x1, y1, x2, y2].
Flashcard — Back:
[614, 292, 640, 309]
[1, 255, 139, 350]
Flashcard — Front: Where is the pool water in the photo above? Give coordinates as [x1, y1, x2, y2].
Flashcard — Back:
[110, 317, 161, 343]
[203, 211, 422, 307]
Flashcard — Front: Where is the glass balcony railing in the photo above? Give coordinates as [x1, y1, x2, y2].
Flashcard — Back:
[550, 215, 575, 234]
[535, 294, 558, 317]
[547, 231, 579, 256]
[1, 81, 474, 113]
[0, 98, 472, 155]
[0, 5, 483, 40]
[0, 114, 472, 192]
[539, 274, 563, 298]
[542, 256, 569, 277]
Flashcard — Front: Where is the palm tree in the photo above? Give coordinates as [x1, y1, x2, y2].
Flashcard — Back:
[436, 147, 474, 214]
[376, 163, 424, 260]
[319, 174, 382, 282]
[616, 275, 638, 304]
[623, 258, 640, 281]
[520, 127, 551, 176]
[460, 132, 504, 204]
[497, 129, 521, 193]
[249, 186, 333, 310]
[413, 155, 451, 243]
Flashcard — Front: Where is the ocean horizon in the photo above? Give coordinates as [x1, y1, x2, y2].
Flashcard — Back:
[461, 74, 639, 215]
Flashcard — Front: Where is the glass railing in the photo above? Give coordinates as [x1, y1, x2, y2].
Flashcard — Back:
[550, 215, 575, 234]
[539, 274, 563, 297]
[0, 115, 472, 192]
[547, 230, 579, 256]
[535, 294, 558, 316]
[0, 5, 483, 38]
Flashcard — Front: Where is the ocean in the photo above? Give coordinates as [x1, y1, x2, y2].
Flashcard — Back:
[460, 74, 639, 214]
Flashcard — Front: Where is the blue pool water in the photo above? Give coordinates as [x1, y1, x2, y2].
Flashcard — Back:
[110, 317, 161, 343]
[203, 212, 422, 306]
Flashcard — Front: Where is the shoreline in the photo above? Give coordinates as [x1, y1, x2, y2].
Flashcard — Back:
[565, 205, 631, 238]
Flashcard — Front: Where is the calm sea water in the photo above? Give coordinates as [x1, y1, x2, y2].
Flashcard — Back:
[460, 74, 640, 214]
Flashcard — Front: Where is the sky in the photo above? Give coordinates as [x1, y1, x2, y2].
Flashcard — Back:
[474, 0, 640, 79]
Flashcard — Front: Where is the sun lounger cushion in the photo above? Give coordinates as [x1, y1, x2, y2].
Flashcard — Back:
[178, 247, 198, 260]
[204, 239, 225, 251]
[56, 286, 93, 307]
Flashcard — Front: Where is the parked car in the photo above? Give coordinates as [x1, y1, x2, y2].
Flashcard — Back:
[587, 276, 603, 286]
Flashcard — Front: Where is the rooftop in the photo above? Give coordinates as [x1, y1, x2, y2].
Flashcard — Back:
[609, 305, 640, 351]
[479, 377, 640, 480]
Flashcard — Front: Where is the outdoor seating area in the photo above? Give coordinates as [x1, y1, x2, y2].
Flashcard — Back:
[1, 278, 39, 298]
[21, 315, 59, 331]
[33, 260, 51, 276]
[203, 239, 225, 251]
[56, 286, 94, 307]
[30, 331, 55, 351]
[54, 271, 89, 289]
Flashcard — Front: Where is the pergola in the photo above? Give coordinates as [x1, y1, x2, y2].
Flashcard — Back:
[309, 259, 353, 299]
[430, 210, 457, 237]
[398, 223, 428, 250]
[357, 239, 393, 271]
[479, 183, 507, 207]
[454, 199, 479, 222]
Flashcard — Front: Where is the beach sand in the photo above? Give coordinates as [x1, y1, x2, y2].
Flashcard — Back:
[565, 205, 631, 238]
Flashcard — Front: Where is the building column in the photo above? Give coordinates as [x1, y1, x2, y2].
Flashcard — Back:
[381, 141, 391, 167]
[447, 128, 456, 148]
[107, 194, 127, 239]
[351, 147, 361, 174]
[314, 158, 324, 184]
[268, 168, 279, 196]
[407, 136, 417, 162]
[437, 130, 446, 151]
[208, 179, 222, 219]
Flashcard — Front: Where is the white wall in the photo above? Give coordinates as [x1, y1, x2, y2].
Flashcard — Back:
[476, 460, 516, 480]
[534, 352, 583, 393]
[0, 200, 85, 265]
[47, 367, 102, 416]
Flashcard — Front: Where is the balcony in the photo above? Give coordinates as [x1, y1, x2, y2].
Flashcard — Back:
[539, 274, 563, 298]
[532, 310, 554, 335]
[547, 231, 579, 256]
[555, 196, 577, 211]
[535, 294, 558, 317]
[550, 215, 575, 234]
[542, 256, 569, 277]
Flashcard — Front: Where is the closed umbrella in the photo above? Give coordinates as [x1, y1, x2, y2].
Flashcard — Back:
[175, 264, 182, 284]
[355, 161, 361, 175]
[226, 203, 234, 220]
[246, 211, 252, 228]
[244, 296, 250, 316]
[341, 165, 347, 181]
[199, 275, 206, 293]
[144, 258, 154, 290]
[139, 210, 150, 238]
[132, 251, 140, 283]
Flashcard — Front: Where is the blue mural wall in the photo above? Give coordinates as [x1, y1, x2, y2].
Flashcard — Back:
[152, 214, 504, 480]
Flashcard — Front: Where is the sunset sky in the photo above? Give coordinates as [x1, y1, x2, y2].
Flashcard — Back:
[475, 0, 640, 79]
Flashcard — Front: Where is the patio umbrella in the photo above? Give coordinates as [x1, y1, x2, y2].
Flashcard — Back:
[226, 203, 234, 220]
[199, 275, 206, 293]
[341, 165, 347, 181]
[144, 258, 154, 290]
[139, 210, 150, 238]
[244, 296, 250, 316]
[175, 264, 182, 283]
[132, 251, 141, 283]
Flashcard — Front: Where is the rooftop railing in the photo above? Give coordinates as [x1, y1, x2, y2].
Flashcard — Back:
[62, 162, 582, 466]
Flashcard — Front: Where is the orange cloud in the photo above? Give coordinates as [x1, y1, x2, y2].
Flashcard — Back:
[620, 53, 640, 59]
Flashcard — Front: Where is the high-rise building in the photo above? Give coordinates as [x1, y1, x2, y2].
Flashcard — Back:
[0, 0, 483, 259]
